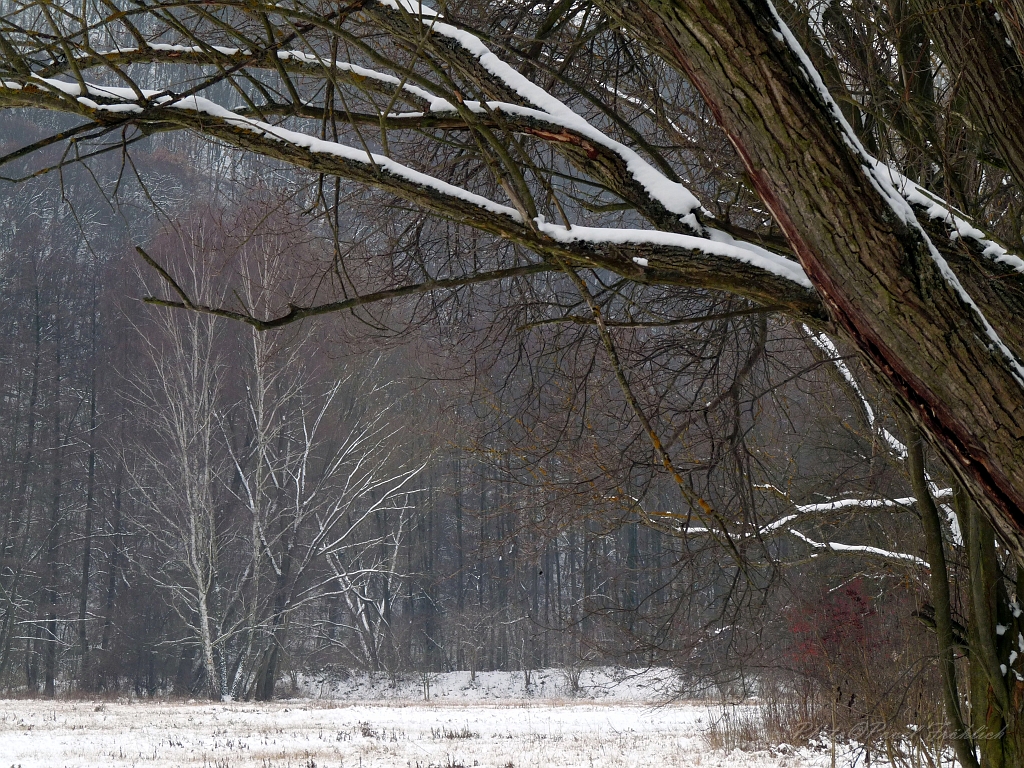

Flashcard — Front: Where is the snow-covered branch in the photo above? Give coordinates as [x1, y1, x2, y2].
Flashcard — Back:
[789, 529, 929, 568]
[0, 0, 827, 322]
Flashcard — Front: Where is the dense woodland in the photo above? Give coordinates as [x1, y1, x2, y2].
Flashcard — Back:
[0, 109, 938, 730]
[2, 0, 1023, 764]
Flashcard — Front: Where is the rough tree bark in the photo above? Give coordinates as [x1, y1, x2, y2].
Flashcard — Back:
[601, 0, 1024, 559]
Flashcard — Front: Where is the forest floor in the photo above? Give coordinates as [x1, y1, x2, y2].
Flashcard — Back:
[0, 694, 839, 768]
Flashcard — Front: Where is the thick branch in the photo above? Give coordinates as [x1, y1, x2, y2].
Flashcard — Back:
[141, 256, 560, 331]
[0, 78, 825, 322]
[604, 0, 1024, 558]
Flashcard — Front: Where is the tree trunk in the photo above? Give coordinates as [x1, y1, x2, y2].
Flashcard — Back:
[907, 424, 978, 768]
[255, 572, 290, 701]
[78, 279, 99, 689]
[78, 373, 96, 689]
[43, 333, 62, 699]
[99, 462, 123, 666]
[958, 484, 1024, 768]
[197, 591, 220, 700]
[603, 0, 1024, 560]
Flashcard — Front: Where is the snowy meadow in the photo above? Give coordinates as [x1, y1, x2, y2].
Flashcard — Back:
[0, 699, 824, 768]
[0, 671, 836, 768]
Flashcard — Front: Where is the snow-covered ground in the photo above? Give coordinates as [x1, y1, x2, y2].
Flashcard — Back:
[0, 670, 837, 767]
[0, 698, 829, 768]
[293, 666, 685, 701]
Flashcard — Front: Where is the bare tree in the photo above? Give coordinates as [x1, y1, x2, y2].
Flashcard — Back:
[127, 244, 230, 698]
[126, 214, 424, 698]
[227, 349, 424, 697]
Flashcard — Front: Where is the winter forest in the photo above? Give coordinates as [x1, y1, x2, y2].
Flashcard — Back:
[0, 0, 1023, 766]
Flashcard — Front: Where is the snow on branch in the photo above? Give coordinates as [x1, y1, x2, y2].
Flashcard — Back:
[46, 0, 713, 237]
[803, 326, 907, 458]
[789, 530, 929, 568]
[538, 221, 811, 288]
[66, 44, 446, 110]
[0, 72, 823, 316]
[793, 490, 951, 514]
[767, 1, 1024, 389]
[888, 170, 1024, 275]
[372, 0, 706, 234]
[44, 36, 748, 238]
[643, 487, 945, 563]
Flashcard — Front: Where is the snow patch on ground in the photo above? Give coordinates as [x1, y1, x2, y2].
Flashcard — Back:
[295, 666, 682, 702]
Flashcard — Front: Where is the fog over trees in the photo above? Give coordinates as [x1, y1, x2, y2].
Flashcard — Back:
[1, 0, 1023, 765]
